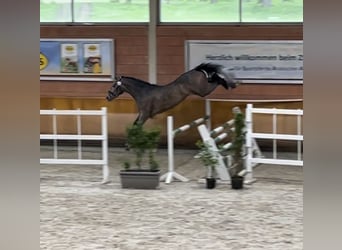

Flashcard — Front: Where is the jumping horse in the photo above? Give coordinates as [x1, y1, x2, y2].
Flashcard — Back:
[106, 63, 239, 125]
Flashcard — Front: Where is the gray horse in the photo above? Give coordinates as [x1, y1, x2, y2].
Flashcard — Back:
[106, 63, 239, 125]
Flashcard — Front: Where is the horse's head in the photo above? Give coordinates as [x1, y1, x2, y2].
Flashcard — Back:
[106, 76, 125, 101]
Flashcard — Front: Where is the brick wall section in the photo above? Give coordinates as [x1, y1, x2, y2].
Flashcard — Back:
[41, 24, 302, 100]
[40, 24, 302, 146]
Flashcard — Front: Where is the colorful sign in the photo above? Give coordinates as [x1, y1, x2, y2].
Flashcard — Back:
[60, 43, 79, 73]
[40, 39, 114, 81]
[40, 53, 48, 70]
[186, 40, 303, 84]
[83, 44, 102, 74]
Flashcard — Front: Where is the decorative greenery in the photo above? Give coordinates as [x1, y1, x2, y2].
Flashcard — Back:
[195, 109, 247, 180]
[195, 140, 219, 178]
[228, 111, 247, 177]
[124, 123, 160, 171]
[123, 161, 130, 170]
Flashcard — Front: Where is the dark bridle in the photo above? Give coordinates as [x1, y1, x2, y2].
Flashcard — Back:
[106, 76, 124, 101]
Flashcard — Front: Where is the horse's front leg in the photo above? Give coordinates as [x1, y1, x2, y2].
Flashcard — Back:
[133, 112, 148, 126]
[133, 116, 141, 126]
[124, 114, 142, 150]
[126, 113, 146, 150]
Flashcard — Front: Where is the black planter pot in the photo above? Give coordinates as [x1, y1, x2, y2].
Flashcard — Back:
[231, 176, 244, 190]
[206, 177, 216, 189]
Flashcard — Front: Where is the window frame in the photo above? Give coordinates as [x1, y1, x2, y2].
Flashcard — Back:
[40, 0, 303, 25]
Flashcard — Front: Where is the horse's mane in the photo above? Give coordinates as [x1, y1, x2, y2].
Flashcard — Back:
[123, 76, 153, 85]
[194, 63, 223, 74]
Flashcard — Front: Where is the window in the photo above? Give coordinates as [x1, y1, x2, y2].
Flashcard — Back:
[241, 0, 303, 22]
[160, 0, 303, 23]
[160, 0, 239, 23]
[40, 0, 149, 23]
[40, 0, 302, 23]
[40, 0, 72, 23]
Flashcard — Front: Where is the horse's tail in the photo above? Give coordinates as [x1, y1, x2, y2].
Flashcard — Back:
[194, 63, 238, 89]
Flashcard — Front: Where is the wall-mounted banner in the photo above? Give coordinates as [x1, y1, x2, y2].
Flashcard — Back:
[185, 40, 303, 84]
[40, 39, 114, 81]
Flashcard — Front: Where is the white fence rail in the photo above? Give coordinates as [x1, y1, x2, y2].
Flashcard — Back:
[40, 107, 109, 184]
[245, 104, 303, 182]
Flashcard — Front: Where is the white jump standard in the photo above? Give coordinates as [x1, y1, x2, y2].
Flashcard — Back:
[161, 115, 210, 184]
[245, 104, 303, 183]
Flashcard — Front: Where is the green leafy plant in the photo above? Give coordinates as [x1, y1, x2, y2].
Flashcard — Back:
[125, 123, 160, 171]
[228, 111, 247, 177]
[123, 161, 130, 170]
[195, 140, 219, 178]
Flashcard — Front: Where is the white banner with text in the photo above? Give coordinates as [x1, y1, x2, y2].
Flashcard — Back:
[186, 40, 303, 84]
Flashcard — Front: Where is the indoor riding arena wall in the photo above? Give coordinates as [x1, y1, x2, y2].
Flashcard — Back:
[40, 24, 303, 149]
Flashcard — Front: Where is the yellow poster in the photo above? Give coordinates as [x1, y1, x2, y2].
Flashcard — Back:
[60, 43, 78, 73]
[83, 43, 102, 74]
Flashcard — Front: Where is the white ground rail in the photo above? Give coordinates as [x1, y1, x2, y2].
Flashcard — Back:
[245, 104, 303, 182]
[40, 107, 109, 184]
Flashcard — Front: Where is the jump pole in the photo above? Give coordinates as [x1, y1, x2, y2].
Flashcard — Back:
[205, 99, 211, 131]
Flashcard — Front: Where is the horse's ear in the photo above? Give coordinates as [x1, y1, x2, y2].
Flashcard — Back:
[115, 75, 122, 81]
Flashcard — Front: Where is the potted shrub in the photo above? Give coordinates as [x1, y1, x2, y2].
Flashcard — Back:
[119, 123, 161, 189]
[227, 111, 247, 189]
[195, 140, 219, 189]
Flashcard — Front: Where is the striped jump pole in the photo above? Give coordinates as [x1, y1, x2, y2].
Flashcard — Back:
[210, 106, 244, 152]
[208, 119, 235, 152]
[160, 115, 210, 184]
[209, 106, 240, 144]
[197, 124, 231, 181]
[195, 106, 263, 183]
[210, 119, 234, 136]
[193, 118, 234, 158]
